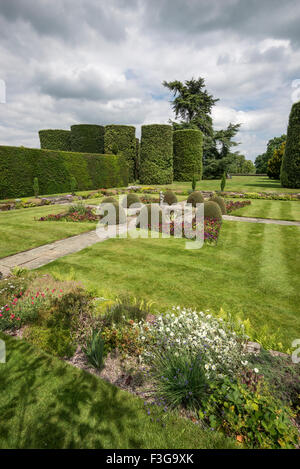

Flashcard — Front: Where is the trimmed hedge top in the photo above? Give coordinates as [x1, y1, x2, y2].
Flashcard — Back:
[0, 145, 128, 199]
[173, 129, 203, 181]
[139, 124, 173, 185]
[104, 125, 136, 182]
[39, 129, 71, 151]
[70, 124, 105, 154]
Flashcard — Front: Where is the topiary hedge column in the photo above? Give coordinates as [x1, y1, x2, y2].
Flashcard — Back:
[104, 125, 136, 182]
[281, 101, 300, 188]
[39, 129, 71, 151]
[173, 129, 203, 181]
[70, 124, 105, 153]
[139, 124, 173, 184]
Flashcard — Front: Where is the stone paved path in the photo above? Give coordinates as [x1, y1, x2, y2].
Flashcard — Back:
[1, 212, 299, 278]
[223, 215, 300, 226]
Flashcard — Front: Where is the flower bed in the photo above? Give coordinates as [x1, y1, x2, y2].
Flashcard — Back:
[225, 200, 251, 213]
[38, 207, 99, 223]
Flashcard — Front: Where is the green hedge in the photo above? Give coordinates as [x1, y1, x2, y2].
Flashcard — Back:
[39, 130, 71, 151]
[135, 138, 140, 181]
[173, 129, 203, 181]
[70, 125, 105, 154]
[139, 124, 173, 184]
[281, 102, 300, 188]
[0, 146, 128, 199]
[104, 125, 136, 182]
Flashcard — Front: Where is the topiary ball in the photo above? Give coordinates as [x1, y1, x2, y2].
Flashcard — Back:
[102, 196, 118, 204]
[122, 193, 141, 208]
[187, 191, 204, 207]
[202, 201, 223, 221]
[163, 190, 178, 205]
[136, 204, 166, 228]
[99, 201, 126, 225]
[209, 195, 227, 214]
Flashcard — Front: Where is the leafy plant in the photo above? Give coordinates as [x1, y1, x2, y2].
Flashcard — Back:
[67, 202, 89, 216]
[70, 176, 77, 194]
[102, 295, 152, 327]
[83, 328, 105, 369]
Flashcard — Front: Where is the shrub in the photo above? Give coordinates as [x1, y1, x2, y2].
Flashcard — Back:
[209, 195, 227, 214]
[70, 176, 77, 193]
[39, 129, 71, 151]
[150, 348, 208, 410]
[99, 202, 126, 225]
[139, 124, 173, 184]
[121, 193, 141, 208]
[173, 129, 203, 181]
[136, 204, 166, 228]
[163, 190, 177, 205]
[187, 191, 204, 207]
[0, 145, 128, 198]
[33, 177, 39, 197]
[221, 172, 226, 191]
[203, 201, 222, 220]
[104, 125, 136, 182]
[268, 141, 285, 180]
[281, 101, 300, 188]
[67, 202, 90, 215]
[70, 124, 105, 153]
[83, 328, 105, 369]
[24, 324, 76, 358]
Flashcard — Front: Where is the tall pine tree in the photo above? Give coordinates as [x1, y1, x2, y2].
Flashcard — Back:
[281, 101, 300, 188]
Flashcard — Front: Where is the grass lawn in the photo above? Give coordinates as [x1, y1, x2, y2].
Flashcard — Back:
[153, 176, 300, 193]
[0, 332, 235, 449]
[39, 220, 300, 349]
[228, 199, 300, 221]
[0, 205, 97, 258]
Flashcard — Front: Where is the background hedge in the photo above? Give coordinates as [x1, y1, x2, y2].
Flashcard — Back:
[139, 124, 173, 184]
[70, 125, 105, 153]
[280, 101, 300, 188]
[135, 137, 140, 181]
[173, 129, 203, 181]
[0, 146, 128, 199]
[104, 125, 136, 182]
[39, 130, 71, 151]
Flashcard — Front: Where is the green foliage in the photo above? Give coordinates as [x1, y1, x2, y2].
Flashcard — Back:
[255, 134, 286, 174]
[203, 201, 222, 220]
[24, 324, 76, 358]
[267, 142, 285, 180]
[187, 191, 204, 207]
[200, 377, 298, 449]
[281, 102, 300, 188]
[0, 145, 128, 198]
[136, 204, 166, 228]
[102, 295, 151, 327]
[67, 202, 90, 216]
[70, 124, 105, 153]
[39, 129, 71, 151]
[151, 348, 208, 410]
[33, 177, 39, 197]
[102, 196, 118, 204]
[104, 125, 136, 182]
[221, 172, 226, 191]
[173, 129, 203, 181]
[70, 176, 77, 193]
[209, 195, 227, 214]
[121, 193, 141, 208]
[163, 190, 177, 205]
[83, 329, 105, 369]
[192, 174, 197, 191]
[99, 201, 126, 225]
[139, 124, 173, 184]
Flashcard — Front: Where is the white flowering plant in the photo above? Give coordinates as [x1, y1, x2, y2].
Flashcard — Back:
[137, 306, 252, 379]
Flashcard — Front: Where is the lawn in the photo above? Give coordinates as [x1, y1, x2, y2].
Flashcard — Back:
[0, 332, 235, 449]
[227, 199, 300, 221]
[0, 205, 97, 258]
[154, 176, 300, 193]
[39, 220, 300, 349]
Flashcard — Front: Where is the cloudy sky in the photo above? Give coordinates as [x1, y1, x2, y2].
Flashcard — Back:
[0, 0, 300, 161]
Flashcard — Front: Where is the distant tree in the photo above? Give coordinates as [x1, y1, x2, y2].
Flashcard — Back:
[267, 141, 286, 179]
[281, 101, 300, 188]
[255, 134, 286, 174]
[242, 160, 256, 174]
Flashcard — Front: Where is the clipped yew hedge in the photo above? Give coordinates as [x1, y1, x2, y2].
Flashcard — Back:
[0, 145, 128, 199]
[39, 129, 71, 151]
[173, 129, 203, 181]
[70, 124, 105, 154]
[104, 125, 136, 182]
[281, 101, 300, 188]
[139, 124, 173, 184]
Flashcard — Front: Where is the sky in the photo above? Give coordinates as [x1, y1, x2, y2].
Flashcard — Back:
[0, 0, 300, 161]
